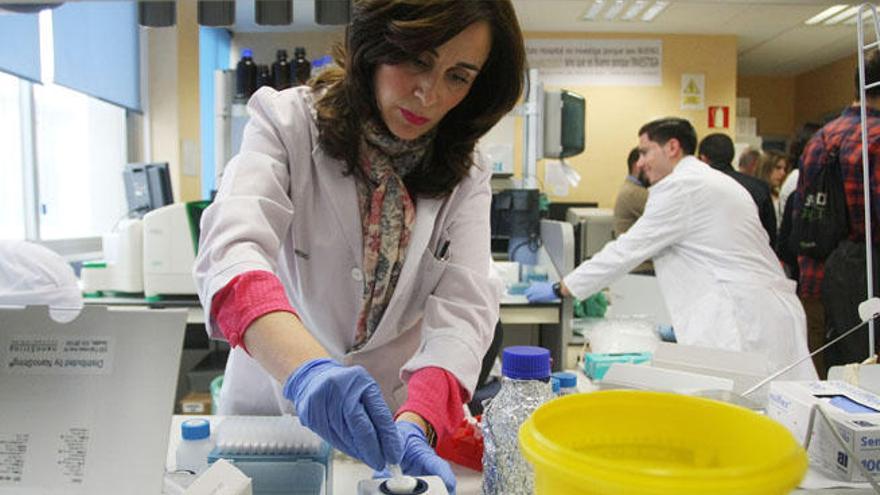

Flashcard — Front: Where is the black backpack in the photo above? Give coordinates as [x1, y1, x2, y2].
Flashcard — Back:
[791, 140, 850, 260]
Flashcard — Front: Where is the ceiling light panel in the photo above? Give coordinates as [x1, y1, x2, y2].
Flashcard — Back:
[804, 4, 848, 25]
[582, 0, 606, 21]
[844, 8, 874, 24]
[621, 0, 648, 21]
[824, 5, 860, 25]
[604, 0, 627, 20]
[641, 1, 669, 22]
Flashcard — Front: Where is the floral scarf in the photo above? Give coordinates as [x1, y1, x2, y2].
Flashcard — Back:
[352, 120, 435, 349]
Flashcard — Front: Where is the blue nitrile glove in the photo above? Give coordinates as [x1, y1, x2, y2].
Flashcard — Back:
[374, 421, 456, 494]
[283, 358, 402, 471]
[525, 281, 556, 303]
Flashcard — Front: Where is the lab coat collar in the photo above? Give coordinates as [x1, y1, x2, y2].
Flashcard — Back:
[310, 144, 364, 265]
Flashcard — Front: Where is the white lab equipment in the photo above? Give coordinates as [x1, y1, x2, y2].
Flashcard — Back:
[0, 305, 186, 495]
[651, 342, 770, 398]
[600, 362, 735, 394]
[768, 380, 880, 482]
[183, 459, 252, 495]
[357, 476, 448, 495]
[176, 419, 215, 475]
[207, 415, 332, 495]
[0, 240, 82, 322]
[565, 207, 614, 262]
[81, 218, 144, 294]
[143, 202, 208, 298]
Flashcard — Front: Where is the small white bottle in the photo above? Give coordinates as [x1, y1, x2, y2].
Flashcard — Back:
[176, 418, 214, 475]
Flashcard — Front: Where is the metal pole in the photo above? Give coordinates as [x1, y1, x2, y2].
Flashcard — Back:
[858, 3, 876, 357]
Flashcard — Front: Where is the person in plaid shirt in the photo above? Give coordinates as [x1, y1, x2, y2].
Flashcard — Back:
[793, 51, 880, 377]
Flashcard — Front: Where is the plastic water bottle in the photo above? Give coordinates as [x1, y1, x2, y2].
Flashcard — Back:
[552, 371, 578, 396]
[482, 346, 554, 495]
[176, 418, 215, 475]
[272, 49, 292, 90]
[235, 49, 257, 101]
[292, 47, 311, 85]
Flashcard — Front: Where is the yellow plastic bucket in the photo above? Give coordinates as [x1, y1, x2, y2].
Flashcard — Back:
[519, 390, 807, 495]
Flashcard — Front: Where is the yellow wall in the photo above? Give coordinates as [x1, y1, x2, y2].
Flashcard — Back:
[525, 33, 738, 208]
[146, 0, 200, 203]
[737, 75, 795, 137]
[795, 54, 857, 127]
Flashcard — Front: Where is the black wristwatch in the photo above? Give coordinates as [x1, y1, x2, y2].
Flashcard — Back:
[552, 282, 564, 299]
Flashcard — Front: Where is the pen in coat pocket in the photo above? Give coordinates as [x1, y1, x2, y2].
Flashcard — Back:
[435, 239, 451, 261]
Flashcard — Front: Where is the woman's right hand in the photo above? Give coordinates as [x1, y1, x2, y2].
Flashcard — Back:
[282, 357, 403, 470]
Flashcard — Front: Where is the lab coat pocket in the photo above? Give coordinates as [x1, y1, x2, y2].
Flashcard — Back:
[397, 249, 449, 331]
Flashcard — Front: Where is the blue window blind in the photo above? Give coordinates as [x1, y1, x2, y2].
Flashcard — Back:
[199, 26, 231, 200]
[52, 1, 140, 111]
[0, 13, 40, 83]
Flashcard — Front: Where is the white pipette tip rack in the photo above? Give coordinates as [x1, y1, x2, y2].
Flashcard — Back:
[213, 415, 324, 456]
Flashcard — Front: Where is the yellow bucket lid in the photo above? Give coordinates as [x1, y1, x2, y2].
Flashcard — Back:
[519, 390, 807, 495]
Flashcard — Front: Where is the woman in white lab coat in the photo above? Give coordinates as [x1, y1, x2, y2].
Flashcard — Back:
[528, 117, 817, 381]
[194, 0, 525, 490]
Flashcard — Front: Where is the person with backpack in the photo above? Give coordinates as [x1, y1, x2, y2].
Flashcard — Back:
[792, 51, 880, 377]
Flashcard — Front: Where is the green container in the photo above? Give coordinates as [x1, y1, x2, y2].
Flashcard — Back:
[210, 375, 224, 415]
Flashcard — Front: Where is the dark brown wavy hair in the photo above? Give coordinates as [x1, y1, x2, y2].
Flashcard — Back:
[310, 0, 526, 197]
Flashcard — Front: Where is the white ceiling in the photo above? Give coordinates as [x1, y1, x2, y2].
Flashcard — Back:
[510, 0, 870, 77]
[232, 0, 880, 77]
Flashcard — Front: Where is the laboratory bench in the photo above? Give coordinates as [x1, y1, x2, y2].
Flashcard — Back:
[164, 416, 875, 495]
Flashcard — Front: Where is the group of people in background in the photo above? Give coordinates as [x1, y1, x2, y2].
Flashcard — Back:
[603, 51, 880, 381]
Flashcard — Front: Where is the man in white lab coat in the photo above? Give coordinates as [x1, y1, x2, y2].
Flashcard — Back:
[527, 117, 817, 380]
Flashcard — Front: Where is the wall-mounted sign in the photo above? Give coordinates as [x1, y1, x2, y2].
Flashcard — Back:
[525, 39, 662, 86]
[708, 106, 730, 129]
[681, 73, 705, 110]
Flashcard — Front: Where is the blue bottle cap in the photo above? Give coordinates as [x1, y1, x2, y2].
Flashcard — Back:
[551, 376, 560, 394]
[242, 48, 253, 58]
[552, 371, 577, 388]
[181, 418, 210, 440]
[502, 346, 551, 380]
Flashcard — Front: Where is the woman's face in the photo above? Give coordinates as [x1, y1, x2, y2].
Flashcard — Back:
[771, 158, 787, 187]
[373, 21, 492, 140]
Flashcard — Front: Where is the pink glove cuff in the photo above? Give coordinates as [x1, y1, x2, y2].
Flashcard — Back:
[210, 270, 298, 353]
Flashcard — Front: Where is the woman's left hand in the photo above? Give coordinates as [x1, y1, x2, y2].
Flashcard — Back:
[374, 420, 456, 494]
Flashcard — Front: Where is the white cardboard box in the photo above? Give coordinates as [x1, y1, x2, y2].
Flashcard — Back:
[767, 381, 880, 482]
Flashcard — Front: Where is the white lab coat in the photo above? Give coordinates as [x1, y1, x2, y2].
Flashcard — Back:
[564, 157, 817, 380]
[194, 87, 499, 415]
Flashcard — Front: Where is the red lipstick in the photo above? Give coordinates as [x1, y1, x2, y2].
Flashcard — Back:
[400, 108, 429, 126]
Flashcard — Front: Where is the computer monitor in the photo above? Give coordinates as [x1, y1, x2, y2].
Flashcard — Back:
[543, 89, 586, 159]
[123, 162, 173, 217]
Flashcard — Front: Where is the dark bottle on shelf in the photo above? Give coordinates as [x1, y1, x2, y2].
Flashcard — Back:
[272, 49, 292, 90]
[256, 64, 272, 89]
[235, 48, 258, 101]
[292, 47, 311, 85]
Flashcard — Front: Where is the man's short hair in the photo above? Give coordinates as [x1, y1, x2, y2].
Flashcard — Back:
[638, 117, 697, 155]
[856, 50, 880, 99]
[627, 147, 640, 174]
[697, 133, 735, 167]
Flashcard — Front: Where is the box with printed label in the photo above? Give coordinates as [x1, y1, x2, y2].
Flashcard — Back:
[767, 380, 880, 482]
[179, 391, 212, 415]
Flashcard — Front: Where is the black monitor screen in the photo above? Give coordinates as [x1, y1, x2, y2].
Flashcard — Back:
[124, 162, 173, 217]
